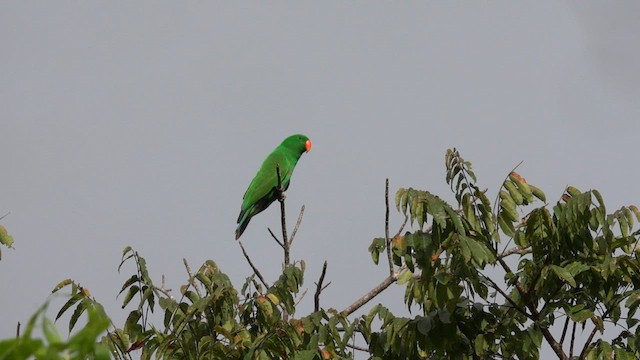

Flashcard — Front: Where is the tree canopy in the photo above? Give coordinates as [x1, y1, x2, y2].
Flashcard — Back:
[2, 148, 640, 359]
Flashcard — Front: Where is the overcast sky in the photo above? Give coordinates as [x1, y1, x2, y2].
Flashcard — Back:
[2, 2, 640, 357]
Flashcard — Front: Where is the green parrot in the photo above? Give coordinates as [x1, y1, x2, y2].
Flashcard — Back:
[235, 134, 312, 240]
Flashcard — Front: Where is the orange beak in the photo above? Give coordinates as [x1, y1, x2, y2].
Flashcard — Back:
[305, 139, 312, 152]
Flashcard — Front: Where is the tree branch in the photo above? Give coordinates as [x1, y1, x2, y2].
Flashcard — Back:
[570, 320, 577, 359]
[314, 261, 328, 312]
[345, 342, 369, 352]
[497, 246, 530, 259]
[385, 179, 393, 276]
[394, 214, 408, 239]
[578, 306, 614, 359]
[559, 315, 570, 345]
[289, 205, 305, 245]
[276, 165, 290, 266]
[484, 277, 529, 317]
[341, 273, 398, 317]
[495, 257, 568, 360]
[183, 258, 202, 298]
[238, 240, 269, 288]
[294, 289, 308, 307]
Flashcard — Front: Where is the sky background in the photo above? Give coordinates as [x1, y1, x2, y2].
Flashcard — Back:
[2, 2, 640, 357]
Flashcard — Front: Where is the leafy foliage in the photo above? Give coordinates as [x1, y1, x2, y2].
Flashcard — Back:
[0, 300, 110, 359]
[4, 148, 640, 359]
[367, 148, 640, 359]
[0, 213, 14, 260]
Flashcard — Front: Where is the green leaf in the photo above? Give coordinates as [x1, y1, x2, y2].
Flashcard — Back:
[69, 300, 88, 333]
[395, 188, 405, 212]
[0, 225, 14, 248]
[429, 199, 447, 228]
[615, 348, 636, 360]
[564, 261, 590, 277]
[474, 333, 486, 356]
[118, 275, 140, 296]
[396, 269, 413, 285]
[293, 350, 317, 360]
[498, 214, 516, 238]
[460, 235, 494, 266]
[568, 304, 593, 322]
[42, 317, 62, 344]
[549, 265, 577, 287]
[51, 279, 74, 294]
[445, 206, 465, 235]
[368, 238, 386, 265]
[505, 181, 524, 206]
[529, 184, 546, 202]
[121, 285, 140, 309]
[56, 293, 83, 321]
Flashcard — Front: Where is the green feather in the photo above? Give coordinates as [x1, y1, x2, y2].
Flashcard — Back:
[235, 134, 311, 239]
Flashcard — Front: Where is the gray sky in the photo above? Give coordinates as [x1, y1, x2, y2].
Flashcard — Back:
[2, 2, 640, 357]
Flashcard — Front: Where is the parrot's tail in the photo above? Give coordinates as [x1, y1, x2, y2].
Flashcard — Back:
[235, 211, 251, 240]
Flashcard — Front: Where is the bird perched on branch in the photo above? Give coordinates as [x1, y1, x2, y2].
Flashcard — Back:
[235, 134, 312, 240]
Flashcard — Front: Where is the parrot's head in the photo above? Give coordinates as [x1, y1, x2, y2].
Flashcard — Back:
[283, 134, 312, 154]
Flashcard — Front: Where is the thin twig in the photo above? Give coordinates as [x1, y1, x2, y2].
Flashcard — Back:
[314, 261, 328, 312]
[0, 212, 9, 221]
[483, 275, 529, 316]
[394, 214, 409, 238]
[294, 289, 308, 308]
[267, 227, 285, 249]
[345, 343, 369, 352]
[238, 240, 269, 288]
[289, 205, 305, 245]
[385, 179, 393, 276]
[183, 258, 202, 298]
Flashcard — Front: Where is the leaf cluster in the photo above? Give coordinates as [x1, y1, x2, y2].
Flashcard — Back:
[365, 148, 640, 359]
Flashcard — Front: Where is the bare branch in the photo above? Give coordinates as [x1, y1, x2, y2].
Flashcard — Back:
[314, 261, 328, 312]
[183, 258, 202, 298]
[394, 214, 408, 238]
[498, 246, 531, 259]
[559, 315, 570, 345]
[238, 240, 269, 288]
[345, 342, 369, 352]
[289, 205, 305, 245]
[578, 308, 613, 360]
[294, 289, 308, 307]
[16, 322, 20, 338]
[570, 320, 577, 359]
[341, 274, 397, 317]
[268, 227, 285, 249]
[153, 275, 173, 299]
[483, 275, 529, 317]
[275, 165, 292, 267]
[385, 179, 394, 276]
